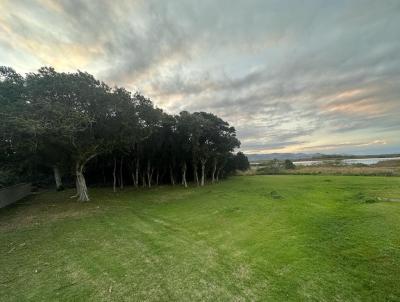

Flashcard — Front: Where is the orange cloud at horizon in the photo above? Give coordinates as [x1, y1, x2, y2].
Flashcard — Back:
[243, 139, 388, 154]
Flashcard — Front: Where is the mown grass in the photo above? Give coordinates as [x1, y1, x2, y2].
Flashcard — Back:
[1, 175, 400, 301]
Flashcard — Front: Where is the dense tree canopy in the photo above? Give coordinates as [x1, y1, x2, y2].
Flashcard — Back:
[0, 66, 249, 201]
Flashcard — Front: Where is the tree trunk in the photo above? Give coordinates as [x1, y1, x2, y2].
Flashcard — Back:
[147, 160, 150, 187]
[53, 165, 63, 191]
[182, 162, 187, 188]
[131, 172, 135, 186]
[211, 158, 217, 184]
[75, 165, 88, 202]
[156, 169, 159, 185]
[120, 156, 124, 189]
[135, 158, 139, 188]
[142, 173, 146, 188]
[161, 169, 166, 184]
[170, 165, 175, 186]
[193, 163, 199, 186]
[216, 167, 222, 182]
[113, 157, 117, 192]
[147, 160, 153, 188]
[76, 170, 89, 202]
[73, 153, 97, 202]
[102, 166, 106, 185]
[200, 159, 207, 186]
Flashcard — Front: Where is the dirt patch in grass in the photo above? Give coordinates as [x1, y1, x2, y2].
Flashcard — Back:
[270, 190, 283, 199]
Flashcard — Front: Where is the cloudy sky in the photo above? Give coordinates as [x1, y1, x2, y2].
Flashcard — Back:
[1, 0, 399, 154]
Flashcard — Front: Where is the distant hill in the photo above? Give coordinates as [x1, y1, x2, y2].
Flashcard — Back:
[245, 153, 400, 162]
[246, 153, 320, 162]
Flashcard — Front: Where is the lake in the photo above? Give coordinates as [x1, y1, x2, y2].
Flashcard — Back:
[293, 157, 400, 166]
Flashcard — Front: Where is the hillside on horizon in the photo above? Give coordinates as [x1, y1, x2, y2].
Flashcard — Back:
[246, 152, 400, 162]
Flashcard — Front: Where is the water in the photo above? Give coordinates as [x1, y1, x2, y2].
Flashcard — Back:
[293, 157, 400, 166]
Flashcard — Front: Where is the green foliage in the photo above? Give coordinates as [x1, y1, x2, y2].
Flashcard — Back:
[0, 66, 241, 195]
[257, 159, 285, 174]
[235, 152, 250, 170]
[225, 152, 250, 174]
[284, 159, 296, 169]
[255, 159, 295, 174]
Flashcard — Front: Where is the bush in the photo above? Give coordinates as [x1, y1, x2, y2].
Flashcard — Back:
[284, 159, 295, 169]
[235, 152, 250, 171]
[257, 159, 284, 174]
[256, 159, 298, 174]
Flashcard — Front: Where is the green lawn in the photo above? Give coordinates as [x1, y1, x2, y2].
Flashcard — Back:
[1, 175, 400, 301]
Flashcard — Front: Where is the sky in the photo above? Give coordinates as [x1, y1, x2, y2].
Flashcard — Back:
[1, 0, 399, 155]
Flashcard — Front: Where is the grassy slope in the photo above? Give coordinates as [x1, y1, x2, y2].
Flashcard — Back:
[1, 175, 400, 301]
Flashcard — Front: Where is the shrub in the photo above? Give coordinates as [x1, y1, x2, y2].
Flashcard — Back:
[284, 159, 296, 169]
[257, 159, 284, 174]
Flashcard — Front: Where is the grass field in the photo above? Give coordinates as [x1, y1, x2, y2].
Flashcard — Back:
[252, 159, 400, 177]
[1, 175, 400, 301]
[286, 160, 400, 177]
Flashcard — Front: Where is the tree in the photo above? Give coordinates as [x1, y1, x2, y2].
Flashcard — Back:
[0, 67, 33, 186]
[176, 112, 193, 188]
[24, 68, 115, 201]
[284, 159, 295, 170]
[192, 112, 240, 185]
[235, 152, 250, 171]
[0, 65, 243, 198]
[179, 111, 201, 186]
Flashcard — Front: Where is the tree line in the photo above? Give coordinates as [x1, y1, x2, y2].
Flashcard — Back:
[0, 66, 249, 201]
